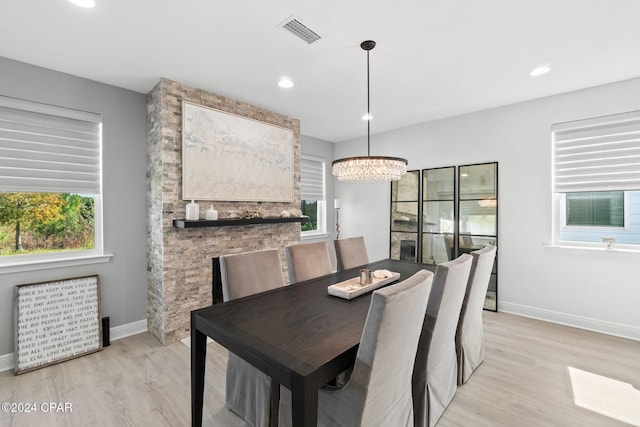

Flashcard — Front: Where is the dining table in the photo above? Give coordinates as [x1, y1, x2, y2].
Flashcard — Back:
[191, 258, 436, 427]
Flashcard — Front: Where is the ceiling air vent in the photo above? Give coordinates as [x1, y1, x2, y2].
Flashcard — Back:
[280, 15, 321, 44]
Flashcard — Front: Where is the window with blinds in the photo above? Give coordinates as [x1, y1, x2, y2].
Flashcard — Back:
[552, 110, 640, 247]
[300, 156, 325, 234]
[0, 95, 103, 259]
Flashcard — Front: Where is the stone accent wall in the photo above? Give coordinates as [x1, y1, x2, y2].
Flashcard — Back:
[146, 78, 301, 345]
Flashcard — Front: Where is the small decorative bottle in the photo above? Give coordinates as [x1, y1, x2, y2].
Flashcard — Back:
[205, 204, 218, 220]
[186, 200, 199, 220]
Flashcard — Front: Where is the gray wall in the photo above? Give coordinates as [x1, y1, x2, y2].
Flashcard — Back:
[0, 57, 148, 356]
[335, 76, 640, 341]
[300, 135, 337, 267]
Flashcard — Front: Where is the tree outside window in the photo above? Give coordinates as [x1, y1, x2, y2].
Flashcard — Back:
[0, 192, 95, 255]
[301, 200, 318, 232]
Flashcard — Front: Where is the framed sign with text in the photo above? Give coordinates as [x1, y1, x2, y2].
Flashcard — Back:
[14, 275, 102, 375]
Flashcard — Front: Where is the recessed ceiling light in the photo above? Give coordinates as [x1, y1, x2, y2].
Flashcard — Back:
[278, 78, 294, 88]
[69, 0, 96, 7]
[361, 113, 373, 121]
[530, 65, 551, 77]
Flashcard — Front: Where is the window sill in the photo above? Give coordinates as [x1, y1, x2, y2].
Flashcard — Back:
[0, 253, 113, 275]
[543, 243, 640, 254]
[301, 232, 330, 241]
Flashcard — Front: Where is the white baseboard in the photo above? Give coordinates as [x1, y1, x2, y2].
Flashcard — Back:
[0, 352, 14, 373]
[109, 319, 148, 341]
[0, 318, 148, 373]
[500, 301, 640, 342]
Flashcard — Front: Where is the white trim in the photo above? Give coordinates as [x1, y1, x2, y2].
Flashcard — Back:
[0, 95, 101, 123]
[0, 253, 113, 275]
[109, 318, 148, 341]
[559, 191, 630, 231]
[0, 318, 148, 372]
[543, 242, 640, 254]
[0, 352, 14, 373]
[301, 232, 329, 241]
[500, 301, 640, 342]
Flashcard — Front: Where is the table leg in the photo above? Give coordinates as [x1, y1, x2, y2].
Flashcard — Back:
[269, 380, 280, 427]
[191, 315, 207, 427]
[291, 373, 318, 427]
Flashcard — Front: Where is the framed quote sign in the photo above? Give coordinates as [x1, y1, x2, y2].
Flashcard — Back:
[14, 275, 102, 375]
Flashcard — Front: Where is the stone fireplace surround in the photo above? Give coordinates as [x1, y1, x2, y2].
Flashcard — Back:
[146, 78, 301, 345]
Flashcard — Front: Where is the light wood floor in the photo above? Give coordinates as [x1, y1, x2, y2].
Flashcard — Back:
[1, 311, 638, 427]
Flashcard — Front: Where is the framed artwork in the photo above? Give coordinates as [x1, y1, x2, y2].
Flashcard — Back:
[14, 275, 102, 374]
[182, 101, 295, 202]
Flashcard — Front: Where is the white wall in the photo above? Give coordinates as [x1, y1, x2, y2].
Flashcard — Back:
[0, 57, 148, 358]
[335, 77, 640, 341]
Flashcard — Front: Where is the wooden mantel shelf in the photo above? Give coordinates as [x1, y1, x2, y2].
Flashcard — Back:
[172, 216, 310, 228]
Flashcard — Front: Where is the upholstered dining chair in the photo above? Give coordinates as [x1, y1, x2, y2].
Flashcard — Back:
[412, 254, 473, 427]
[279, 269, 434, 427]
[285, 241, 333, 283]
[431, 234, 452, 264]
[334, 236, 369, 271]
[219, 248, 286, 427]
[456, 245, 497, 385]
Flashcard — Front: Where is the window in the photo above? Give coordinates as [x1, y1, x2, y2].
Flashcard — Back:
[564, 191, 624, 227]
[0, 95, 106, 269]
[300, 155, 326, 235]
[552, 110, 640, 247]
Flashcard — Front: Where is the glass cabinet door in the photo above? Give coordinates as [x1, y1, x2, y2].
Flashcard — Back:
[390, 170, 420, 262]
[458, 162, 498, 311]
[422, 167, 455, 265]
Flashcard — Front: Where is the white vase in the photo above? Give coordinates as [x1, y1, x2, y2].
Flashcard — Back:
[205, 205, 218, 220]
[186, 200, 199, 220]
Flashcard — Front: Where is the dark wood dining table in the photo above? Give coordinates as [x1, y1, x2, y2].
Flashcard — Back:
[191, 258, 436, 427]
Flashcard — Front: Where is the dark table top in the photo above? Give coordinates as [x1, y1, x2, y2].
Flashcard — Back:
[192, 259, 436, 387]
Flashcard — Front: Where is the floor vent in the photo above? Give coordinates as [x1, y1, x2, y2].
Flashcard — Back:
[280, 15, 321, 44]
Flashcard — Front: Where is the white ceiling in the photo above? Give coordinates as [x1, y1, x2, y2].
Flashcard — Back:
[2, 0, 640, 143]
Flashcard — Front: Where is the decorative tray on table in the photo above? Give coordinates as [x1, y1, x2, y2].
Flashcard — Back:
[327, 270, 400, 300]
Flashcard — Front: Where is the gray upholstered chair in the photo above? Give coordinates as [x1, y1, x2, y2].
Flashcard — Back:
[279, 270, 434, 427]
[456, 245, 497, 385]
[432, 234, 452, 264]
[285, 241, 333, 283]
[412, 254, 473, 427]
[334, 236, 369, 271]
[219, 248, 285, 427]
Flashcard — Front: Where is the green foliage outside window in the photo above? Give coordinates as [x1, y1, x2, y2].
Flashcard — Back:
[301, 200, 318, 232]
[0, 192, 95, 255]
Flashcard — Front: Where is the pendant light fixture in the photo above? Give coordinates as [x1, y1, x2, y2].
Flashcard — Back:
[332, 40, 408, 182]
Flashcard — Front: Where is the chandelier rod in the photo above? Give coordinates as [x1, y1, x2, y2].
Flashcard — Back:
[366, 44, 371, 157]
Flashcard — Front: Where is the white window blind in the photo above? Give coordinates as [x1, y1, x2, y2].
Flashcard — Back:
[552, 110, 640, 193]
[0, 95, 102, 194]
[300, 157, 325, 200]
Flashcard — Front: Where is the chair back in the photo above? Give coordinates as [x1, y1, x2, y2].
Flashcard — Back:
[432, 234, 453, 264]
[334, 236, 369, 271]
[285, 241, 332, 283]
[355, 270, 434, 426]
[219, 248, 285, 302]
[456, 244, 497, 384]
[412, 254, 473, 427]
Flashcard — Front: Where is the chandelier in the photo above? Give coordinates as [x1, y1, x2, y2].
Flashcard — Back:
[332, 40, 408, 182]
